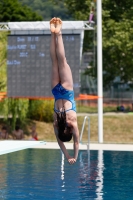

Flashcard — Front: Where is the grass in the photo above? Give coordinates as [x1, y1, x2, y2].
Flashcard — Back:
[76, 102, 132, 113]
[76, 104, 120, 113]
[24, 114, 133, 144]
[0, 102, 132, 143]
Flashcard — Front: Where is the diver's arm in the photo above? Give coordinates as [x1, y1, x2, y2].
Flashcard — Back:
[72, 122, 79, 160]
[54, 126, 70, 159]
[54, 126, 76, 164]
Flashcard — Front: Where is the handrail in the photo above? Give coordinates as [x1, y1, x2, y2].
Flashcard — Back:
[79, 116, 90, 148]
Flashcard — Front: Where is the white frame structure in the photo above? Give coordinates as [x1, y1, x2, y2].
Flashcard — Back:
[0, 21, 94, 61]
[0, 21, 93, 31]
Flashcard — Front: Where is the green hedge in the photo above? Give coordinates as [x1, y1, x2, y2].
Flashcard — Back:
[28, 100, 54, 122]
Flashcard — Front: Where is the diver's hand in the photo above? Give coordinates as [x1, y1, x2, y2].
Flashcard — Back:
[67, 157, 76, 165]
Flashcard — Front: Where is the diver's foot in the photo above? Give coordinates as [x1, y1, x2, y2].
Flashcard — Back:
[50, 17, 56, 33]
[55, 18, 62, 34]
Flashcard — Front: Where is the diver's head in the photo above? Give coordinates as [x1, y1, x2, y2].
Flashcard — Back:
[56, 111, 72, 142]
[58, 125, 72, 142]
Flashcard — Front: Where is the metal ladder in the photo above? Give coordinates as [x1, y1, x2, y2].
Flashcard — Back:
[79, 116, 90, 148]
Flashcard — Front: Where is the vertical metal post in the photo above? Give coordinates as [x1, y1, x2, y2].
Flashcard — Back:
[87, 117, 90, 149]
[97, 0, 103, 143]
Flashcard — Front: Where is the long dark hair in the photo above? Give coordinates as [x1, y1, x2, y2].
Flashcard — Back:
[55, 110, 72, 142]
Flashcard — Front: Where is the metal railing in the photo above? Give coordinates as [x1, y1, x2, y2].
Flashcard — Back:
[79, 116, 90, 148]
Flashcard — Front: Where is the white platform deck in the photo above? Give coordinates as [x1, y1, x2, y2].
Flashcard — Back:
[0, 140, 45, 155]
[1, 141, 133, 156]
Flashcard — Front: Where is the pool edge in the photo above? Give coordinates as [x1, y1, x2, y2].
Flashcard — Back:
[32, 142, 133, 151]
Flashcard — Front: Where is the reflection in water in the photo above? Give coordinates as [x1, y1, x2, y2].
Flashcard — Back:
[78, 149, 104, 199]
[61, 153, 65, 191]
[0, 161, 7, 200]
[96, 150, 104, 200]
[79, 150, 98, 199]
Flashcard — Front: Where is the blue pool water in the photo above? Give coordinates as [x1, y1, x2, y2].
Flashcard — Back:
[0, 149, 133, 200]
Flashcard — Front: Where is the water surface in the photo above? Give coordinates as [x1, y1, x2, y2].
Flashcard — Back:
[0, 149, 133, 200]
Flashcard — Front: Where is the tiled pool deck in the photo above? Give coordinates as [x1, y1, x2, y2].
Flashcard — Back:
[1, 140, 133, 155]
[33, 142, 133, 151]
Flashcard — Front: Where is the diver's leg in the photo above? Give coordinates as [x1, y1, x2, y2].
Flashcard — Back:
[50, 18, 60, 88]
[55, 18, 73, 90]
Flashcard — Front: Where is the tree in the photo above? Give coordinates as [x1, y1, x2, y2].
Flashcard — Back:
[0, 0, 43, 22]
[0, 0, 43, 131]
[0, 32, 8, 91]
[1, 98, 29, 131]
[102, 0, 133, 87]
[57, 0, 133, 87]
[18, 0, 73, 20]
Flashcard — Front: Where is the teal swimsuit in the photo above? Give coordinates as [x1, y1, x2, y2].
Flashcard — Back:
[52, 83, 76, 112]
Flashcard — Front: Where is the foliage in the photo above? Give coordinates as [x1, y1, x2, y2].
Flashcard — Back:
[28, 100, 54, 122]
[58, 0, 133, 87]
[18, 0, 73, 20]
[0, 32, 9, 91]
[0, 0, 44, 130]
[64, 0, 91, 20]
[102, 0, 133, 87]
[0, 98, 29, 130]
[0, 0, 43, 22]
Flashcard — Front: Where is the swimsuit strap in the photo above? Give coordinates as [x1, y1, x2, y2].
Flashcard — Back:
[54, 97, 76, 113]
[54, 107, 73, 113]
[65, 108, 73, 112]
[54, 102, 66, 113]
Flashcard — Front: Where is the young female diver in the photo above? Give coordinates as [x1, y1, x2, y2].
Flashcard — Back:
[50, 17, 79, 165]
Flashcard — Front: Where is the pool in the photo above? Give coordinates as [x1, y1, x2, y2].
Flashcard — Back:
[0, 149, 133, 200]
